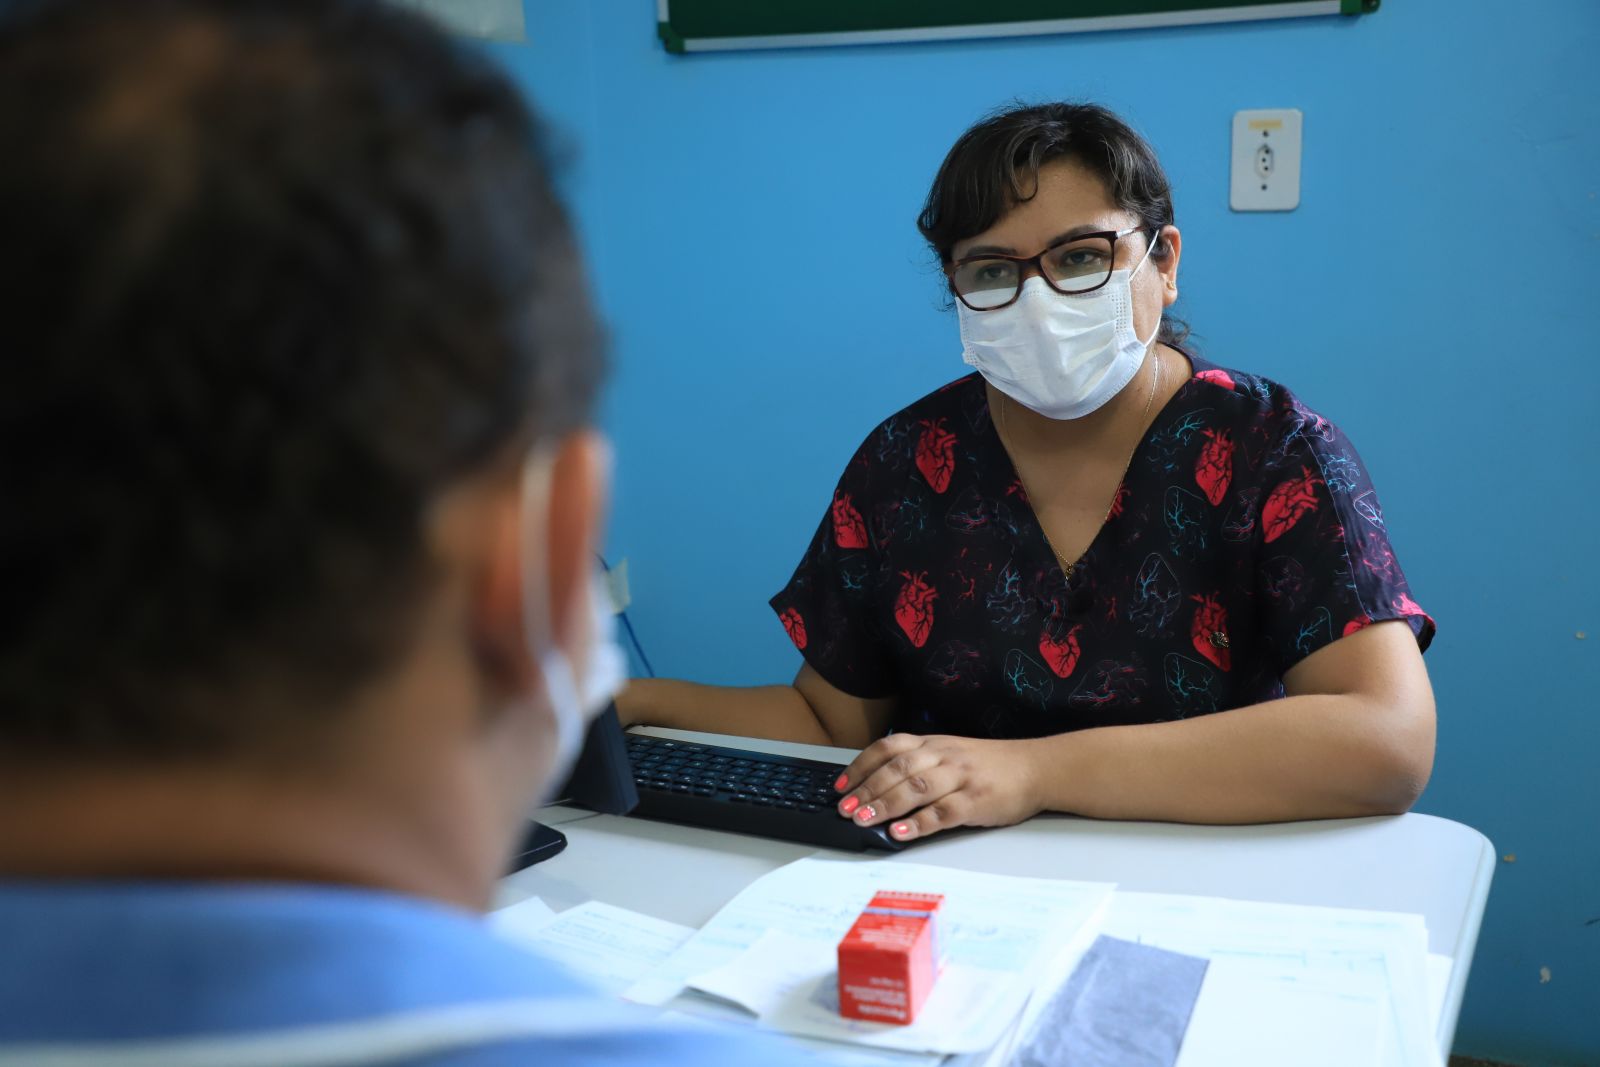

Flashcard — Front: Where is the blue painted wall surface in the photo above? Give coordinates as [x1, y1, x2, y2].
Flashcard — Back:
[507, 2, 1599, 1061]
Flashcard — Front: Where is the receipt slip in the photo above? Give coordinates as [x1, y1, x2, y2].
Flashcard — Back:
[837, 891, 944, 1025]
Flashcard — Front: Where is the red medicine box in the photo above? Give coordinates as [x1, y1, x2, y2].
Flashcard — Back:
[836, 891, 944, 1025]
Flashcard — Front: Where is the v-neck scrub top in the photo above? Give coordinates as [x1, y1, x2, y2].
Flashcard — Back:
[769, 356, 1434, 740]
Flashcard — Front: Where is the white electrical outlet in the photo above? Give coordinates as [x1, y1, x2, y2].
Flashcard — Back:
[1230, 109, 1302, 212]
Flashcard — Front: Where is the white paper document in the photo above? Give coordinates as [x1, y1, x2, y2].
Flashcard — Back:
[661, 1010, 947, 1067]
[1102, 892, 1438, 1067]
[625, 856, 1113, 1054]
[493, 899, 696, 997]
[687, 929, 834, 1017]
[1175, 957, 1388, 1067]
[687, 926, 1039, 1053]
[490, 894, 556, 938]
[1425, 953, 1452, 1034]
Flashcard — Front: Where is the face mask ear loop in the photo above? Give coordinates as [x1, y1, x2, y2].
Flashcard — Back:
[1131, 229, 1164, 349]
[519, 449, 558, 665]
[520, 449, 586, 803]
[519, 443, 630, 803]
[1130, 228, 1160, 280]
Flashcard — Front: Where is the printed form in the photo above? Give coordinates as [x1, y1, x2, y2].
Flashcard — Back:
[624, 857, 1114, 1054]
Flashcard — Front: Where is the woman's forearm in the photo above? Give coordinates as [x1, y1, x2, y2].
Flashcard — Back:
[1031, 692, 1435, 824]
[615, 677, 833, 746]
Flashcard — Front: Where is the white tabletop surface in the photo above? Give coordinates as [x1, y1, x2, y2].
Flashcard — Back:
[502, 727, 1496, 1059]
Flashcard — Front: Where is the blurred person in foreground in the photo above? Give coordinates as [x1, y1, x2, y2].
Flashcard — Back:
[0, 1, 811, 1063]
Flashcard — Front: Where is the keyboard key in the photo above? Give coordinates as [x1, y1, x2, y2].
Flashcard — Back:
[730, 794, 750, 803]
[693, 787, 716, 796]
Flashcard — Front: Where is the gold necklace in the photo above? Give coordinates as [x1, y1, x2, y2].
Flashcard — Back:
[996, 348, 1163, 581]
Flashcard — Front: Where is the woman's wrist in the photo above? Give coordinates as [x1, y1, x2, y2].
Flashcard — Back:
[1018, 729, 1094, 817]
[611, 679, 659, 729]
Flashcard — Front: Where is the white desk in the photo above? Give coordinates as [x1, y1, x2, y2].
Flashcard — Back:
[503, 727, 1496, 1061]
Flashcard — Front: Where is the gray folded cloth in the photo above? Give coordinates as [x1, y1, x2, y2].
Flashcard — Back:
[1013, 935, 1209, 1067]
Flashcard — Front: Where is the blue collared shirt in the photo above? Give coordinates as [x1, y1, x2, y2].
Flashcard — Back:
[0, 880, 811, 1066]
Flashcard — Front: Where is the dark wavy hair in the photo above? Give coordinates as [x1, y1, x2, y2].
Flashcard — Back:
[917, 101, 1188, 346]
[0, 0, 603, 756]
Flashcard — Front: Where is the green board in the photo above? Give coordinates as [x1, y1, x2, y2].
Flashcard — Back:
[658, 0, 1379, 53]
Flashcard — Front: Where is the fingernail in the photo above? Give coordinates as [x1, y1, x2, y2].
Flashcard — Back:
[856, 806, 876, 823]
[834, 774, 849, 792]
[892, 823, 911, 838]
[839, 795, 860, 815]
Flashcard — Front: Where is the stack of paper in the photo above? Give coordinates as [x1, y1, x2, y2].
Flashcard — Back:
[1098, 892, 1443, 1067]
[623, 857, 1114, 1056]
[492, 897, 697, 996]
[494, 864, 1449, 1067]
[493, 894, 948, 1067]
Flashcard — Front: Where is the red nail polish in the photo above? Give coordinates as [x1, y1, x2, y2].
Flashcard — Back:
[892, 823, 911, 837]
[857, 806, 875, 823]
[840, 795, 860, 815]
[834, 774, 849, 792]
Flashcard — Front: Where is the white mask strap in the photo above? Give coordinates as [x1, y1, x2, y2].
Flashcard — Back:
[1129, 227, 1160, 279]
[518, 446, 627, 800]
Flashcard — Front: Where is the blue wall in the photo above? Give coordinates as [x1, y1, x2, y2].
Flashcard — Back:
[500, 2, 1600, 1061]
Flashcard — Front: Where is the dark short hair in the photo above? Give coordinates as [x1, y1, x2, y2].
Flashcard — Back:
[917, 101, 1187, 346]
[0, 0, 603, 756]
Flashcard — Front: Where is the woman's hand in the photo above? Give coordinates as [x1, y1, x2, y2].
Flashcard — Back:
[833, 733, 1046, 843]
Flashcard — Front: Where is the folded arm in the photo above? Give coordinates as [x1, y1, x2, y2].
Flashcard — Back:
[838, 620, 1435, 840]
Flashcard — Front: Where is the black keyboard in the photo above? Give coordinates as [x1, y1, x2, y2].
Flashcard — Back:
[623, 733, 906, 852]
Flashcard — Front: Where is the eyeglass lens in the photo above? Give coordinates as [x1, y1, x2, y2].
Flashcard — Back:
[952, 234, 1117, 310]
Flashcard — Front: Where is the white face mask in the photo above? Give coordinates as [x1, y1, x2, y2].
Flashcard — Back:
[957, 238, 1159, 420]
[520, 455, 628, 793]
